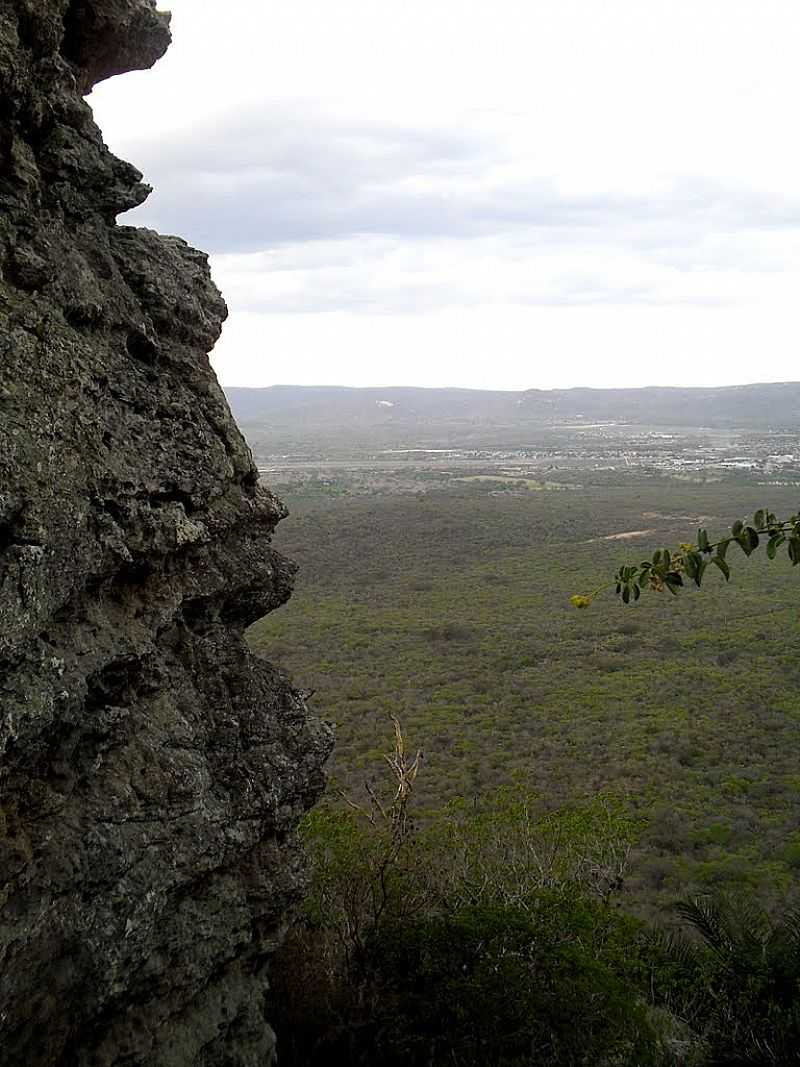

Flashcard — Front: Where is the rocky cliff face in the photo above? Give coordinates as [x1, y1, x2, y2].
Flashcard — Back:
[0, 2, 331, 1063]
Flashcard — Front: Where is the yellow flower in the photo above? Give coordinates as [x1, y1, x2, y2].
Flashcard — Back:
[679, 543, 696, 553]
[570, 594, 594, 609]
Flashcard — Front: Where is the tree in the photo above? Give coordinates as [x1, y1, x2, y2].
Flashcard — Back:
[269, 721, 666, 1066]
[656, 895, 800, 1065]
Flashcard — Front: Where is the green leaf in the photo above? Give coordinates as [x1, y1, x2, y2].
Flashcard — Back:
[737, 531, 756, 557]
[665, 573, 683, 594]
[767, 536, 780, 560]
[712, 555, 731, 581]
[694, 559, 707, 588]
[608, 506, 795, 610]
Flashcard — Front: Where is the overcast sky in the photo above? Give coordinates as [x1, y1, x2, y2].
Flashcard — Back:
[91, 0, 800, 391]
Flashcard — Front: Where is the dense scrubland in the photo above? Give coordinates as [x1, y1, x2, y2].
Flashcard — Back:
[241, 404, 800, 1064]
[250, 477, 800, 911]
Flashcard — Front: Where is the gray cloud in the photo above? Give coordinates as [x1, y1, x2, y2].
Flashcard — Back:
[207, 229, 746, 318]
[118, 103, 800, 256]
[102, 102, 800, 318]
[120, 106, 495, 249]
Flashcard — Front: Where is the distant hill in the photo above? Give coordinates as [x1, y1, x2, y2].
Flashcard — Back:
[224, 382, 800, 455]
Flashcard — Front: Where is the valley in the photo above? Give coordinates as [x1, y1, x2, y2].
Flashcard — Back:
[235, 385, 800, 918]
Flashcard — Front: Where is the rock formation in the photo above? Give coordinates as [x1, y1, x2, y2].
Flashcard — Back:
[0, 2, 331, 1063]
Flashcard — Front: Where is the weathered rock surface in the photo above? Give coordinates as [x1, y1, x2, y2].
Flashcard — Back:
[0, 2, 331, 1063]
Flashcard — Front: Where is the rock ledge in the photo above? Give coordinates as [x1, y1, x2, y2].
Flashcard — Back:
[0, 3, 331, 1064]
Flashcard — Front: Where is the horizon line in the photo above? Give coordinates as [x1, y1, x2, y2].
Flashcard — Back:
[219, 379, 800, 393]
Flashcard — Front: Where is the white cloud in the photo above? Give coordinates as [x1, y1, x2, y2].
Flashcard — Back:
[89, 0, 800, 389]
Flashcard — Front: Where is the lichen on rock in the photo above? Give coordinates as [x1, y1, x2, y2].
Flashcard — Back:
[0, 3, 332, 1064]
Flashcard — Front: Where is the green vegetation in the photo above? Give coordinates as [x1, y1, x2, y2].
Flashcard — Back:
[660, 895, 800, 1064]
[270, 728, 666, 1066]
[249, 476, 800, 912]
[239, 393, 800, 1061]
[575, 508, 800, 606]
[269, 725, 800, 1065]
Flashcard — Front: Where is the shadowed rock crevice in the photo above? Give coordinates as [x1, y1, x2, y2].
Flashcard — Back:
[0, 2, 332, 1064]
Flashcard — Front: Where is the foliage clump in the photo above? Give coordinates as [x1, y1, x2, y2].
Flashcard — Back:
[651, 895, 800, 1065]
[270, 723, 800, 1066]
[270, 723, 667, 1066]
[574, 508, 800, 606]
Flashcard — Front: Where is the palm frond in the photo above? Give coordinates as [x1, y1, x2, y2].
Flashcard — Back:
[650, 926, 703, 971]
[677, 894, 773, 969]
[676, 896, 732, 958]
[773, 904, 800, 959]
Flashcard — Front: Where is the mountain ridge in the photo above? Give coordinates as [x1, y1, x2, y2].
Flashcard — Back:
[225, 382, 800, 448]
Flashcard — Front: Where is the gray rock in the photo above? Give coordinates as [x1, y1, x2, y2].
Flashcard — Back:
[0, 2, 332, 1064]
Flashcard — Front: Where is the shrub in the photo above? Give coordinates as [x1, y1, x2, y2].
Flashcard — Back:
[650, 894, 800, 1065]
[269, 724, 666, 1066]
[356, 896, 662, 1067]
